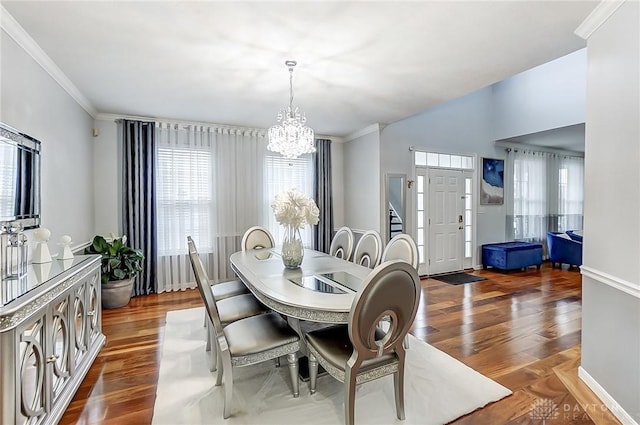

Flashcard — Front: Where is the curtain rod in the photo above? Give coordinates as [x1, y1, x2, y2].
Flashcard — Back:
[496, 141, 584, 158]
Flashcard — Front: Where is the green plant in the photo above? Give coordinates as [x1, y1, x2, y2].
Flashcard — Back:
[84, 235, 144, 284]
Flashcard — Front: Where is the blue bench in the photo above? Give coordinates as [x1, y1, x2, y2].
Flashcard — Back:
[482, 242, 543, 271]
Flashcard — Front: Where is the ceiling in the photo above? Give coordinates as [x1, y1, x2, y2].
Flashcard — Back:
[2, 1, 597, 138]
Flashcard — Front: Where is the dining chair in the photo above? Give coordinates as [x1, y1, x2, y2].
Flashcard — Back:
[187, 237, 268, 371]
[188, 240, 301, 419]
[305, 260, 421, 425]
[329, 226, 354, 261]
[241, 226, 275, 251]
[381, 233, 419, 269]
[352, 230, 383, 269]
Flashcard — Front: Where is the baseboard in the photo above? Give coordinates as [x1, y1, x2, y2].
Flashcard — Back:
[578, 366, 638, 425]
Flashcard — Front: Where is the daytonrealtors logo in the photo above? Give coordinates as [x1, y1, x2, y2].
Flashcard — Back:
[529, 398, 560, 423]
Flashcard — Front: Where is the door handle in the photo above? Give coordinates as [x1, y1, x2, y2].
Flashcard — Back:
[458, 226, 463, 230]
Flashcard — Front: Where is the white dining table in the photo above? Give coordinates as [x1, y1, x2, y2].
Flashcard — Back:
[229, 248, 372, 326]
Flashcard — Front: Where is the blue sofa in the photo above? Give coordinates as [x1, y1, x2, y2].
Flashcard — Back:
[566, 230, 583, 242]
[547, 231, 583, 268]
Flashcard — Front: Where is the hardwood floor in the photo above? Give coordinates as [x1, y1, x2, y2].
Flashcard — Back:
[59, 263, 619, 425]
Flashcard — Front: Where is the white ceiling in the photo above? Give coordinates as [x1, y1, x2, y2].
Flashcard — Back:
[2, 1, 597, 137]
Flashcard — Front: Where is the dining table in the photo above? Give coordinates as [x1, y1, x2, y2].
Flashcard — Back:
[230, 248, 372, 325]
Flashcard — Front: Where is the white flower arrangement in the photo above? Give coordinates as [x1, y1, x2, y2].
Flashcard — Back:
[271, 188, 320, 229]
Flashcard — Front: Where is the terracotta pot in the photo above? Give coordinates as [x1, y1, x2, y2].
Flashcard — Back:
[101, 277, 134, 309]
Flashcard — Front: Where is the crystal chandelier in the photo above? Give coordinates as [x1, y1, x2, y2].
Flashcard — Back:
[268, 60, 316, 159]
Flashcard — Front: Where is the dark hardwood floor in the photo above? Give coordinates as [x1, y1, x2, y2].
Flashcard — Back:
[59, 262, 619, 425]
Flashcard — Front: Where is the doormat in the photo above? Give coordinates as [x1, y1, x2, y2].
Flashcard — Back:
[431, 272, 487, 285]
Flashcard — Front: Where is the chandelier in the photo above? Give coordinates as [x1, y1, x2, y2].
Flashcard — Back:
[268, 60, 316, 159]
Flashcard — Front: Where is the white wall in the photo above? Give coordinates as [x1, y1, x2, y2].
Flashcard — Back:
[342, 128, 380, 233]
[580, 2, 640, 422]
[493, 48, 587, 140]
[1, 28, 95, 251]
[92, 119, 120, 236]
[381, 86, 505, 262]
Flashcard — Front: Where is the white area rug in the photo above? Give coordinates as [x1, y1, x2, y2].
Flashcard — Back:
[152, 307, 511, 425]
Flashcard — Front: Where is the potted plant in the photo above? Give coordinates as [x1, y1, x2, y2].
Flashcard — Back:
[84, 234, 144, 309]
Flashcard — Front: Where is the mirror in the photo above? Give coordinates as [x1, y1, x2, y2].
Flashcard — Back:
[385, 174, 406, 241]
[0, 122, 41, 229]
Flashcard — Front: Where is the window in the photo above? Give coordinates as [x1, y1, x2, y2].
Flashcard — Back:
[264, 154, 314, 246]
[416, 151, 474, 169]
[156, 146, 212, 256]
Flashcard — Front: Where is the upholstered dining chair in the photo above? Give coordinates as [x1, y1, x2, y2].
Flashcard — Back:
[241, 226, 275, 251]
[381, 233, 419, 270]
[305, 260, 421, 425]
[352, 230, 383, 269]
[187, 237, 268, 371]
[188, 239, 301, 419]
[329, 226, 355, 261]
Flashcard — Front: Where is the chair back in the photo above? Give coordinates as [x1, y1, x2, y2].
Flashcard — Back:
[187, 237, 225, 339]
[348, 260, 420, 360]
[329, 226, 354, 260]
[242, 226, 275, 251]
[380, 234, 419, 269]
[352, 230, 383, 269]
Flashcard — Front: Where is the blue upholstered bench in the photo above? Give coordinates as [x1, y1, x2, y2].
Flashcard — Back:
[482, 242, 543, 271]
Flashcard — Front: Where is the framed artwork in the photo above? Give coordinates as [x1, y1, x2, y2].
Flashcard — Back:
[480, 158, 504, 205]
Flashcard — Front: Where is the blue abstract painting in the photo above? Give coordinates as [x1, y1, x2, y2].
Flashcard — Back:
[481, 158, 504, 205]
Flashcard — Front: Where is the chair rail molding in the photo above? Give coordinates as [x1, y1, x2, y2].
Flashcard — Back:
[578, 366, 638, 425]
[580, 265, 640, 299]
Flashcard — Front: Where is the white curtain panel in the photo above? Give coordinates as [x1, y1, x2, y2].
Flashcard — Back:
[506, 149, 584, 247]
[154, 123, 267, 292]
[559, 155, 584, 231]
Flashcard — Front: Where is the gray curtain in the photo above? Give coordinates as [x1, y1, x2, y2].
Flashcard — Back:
[313, 138, 333, 253]
[121, 120, 157, 296]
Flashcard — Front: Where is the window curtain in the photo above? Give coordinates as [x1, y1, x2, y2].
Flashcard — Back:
[313, 138, 333, 253]
[506, 150, 549, 245]
[154, 123, 266, 293]
[120, 119, 157, 296]
[558, 155, 584, 231]
[506, 148, 584, 253]
[263, 154, 314, 247]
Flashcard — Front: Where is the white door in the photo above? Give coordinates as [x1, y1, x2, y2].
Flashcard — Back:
[428, 168, 464, 274]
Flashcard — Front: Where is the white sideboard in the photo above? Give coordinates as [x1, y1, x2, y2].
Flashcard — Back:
[0, 255, 105, 425]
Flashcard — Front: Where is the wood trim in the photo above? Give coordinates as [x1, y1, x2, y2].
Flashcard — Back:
[581, 265, 640, 299]
[578, 367, 638, 425]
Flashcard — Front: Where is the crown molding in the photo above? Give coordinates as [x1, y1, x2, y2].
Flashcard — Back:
[575, 0, 626, 40]
[345, 123, 382, 142]
[1, 6, 97, 117]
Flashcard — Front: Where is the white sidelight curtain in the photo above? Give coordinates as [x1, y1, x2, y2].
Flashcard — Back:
[155, 123, 267, 292]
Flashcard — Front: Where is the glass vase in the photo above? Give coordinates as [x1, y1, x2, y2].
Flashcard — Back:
[281, 224, 304, 269]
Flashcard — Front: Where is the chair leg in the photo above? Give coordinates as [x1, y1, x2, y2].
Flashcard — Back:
[205, 319, 211, 352]
[286, 353, 299, 398]
[344, 368, 357, 425]
[221, 351, 234, 419]
[208, 324, 217, 372]
[394, 356, 406, 420]
[308, 353, 318, 394]
[215, 344, 223, 386]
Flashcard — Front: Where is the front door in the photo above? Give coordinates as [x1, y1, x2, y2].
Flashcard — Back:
[428, 168, 464, 274]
